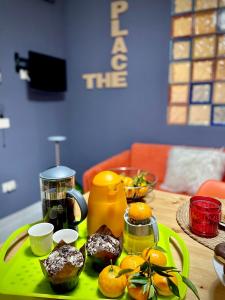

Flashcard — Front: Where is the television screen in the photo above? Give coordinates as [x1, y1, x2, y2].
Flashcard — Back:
[28, 51, 67, 92]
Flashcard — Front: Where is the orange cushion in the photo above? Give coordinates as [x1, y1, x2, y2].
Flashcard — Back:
[196, 179, 225, 198]
[130, 143, 172, 183]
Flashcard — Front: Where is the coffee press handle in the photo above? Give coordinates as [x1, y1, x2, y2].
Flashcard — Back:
[67, 189, 88, 225]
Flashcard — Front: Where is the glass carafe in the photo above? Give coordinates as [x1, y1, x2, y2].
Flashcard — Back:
[40, 166, 88, 232]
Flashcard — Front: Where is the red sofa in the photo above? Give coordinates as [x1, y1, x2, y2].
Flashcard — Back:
[83, 143, 172, 192]
[83, 142, 225, 193]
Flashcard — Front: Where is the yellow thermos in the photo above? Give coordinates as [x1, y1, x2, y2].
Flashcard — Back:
[87, 171, 127, 238]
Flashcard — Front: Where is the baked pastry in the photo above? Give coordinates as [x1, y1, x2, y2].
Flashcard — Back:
[40, 241, 85, 292]
[214, 242, 225, 265]
[128, 202, 152, 225]
[86, 225, 122, 270]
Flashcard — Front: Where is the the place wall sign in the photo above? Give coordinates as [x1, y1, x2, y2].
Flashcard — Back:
[82, 0, 128, 89]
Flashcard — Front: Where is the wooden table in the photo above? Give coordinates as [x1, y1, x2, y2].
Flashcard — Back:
[146, 190, 225, 300]
[0, 190, 224, 300]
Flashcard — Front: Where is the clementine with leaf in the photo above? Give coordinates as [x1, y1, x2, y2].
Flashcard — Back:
[152, 272, 178, 296]
[127, 284, 148, 300]
[142, 248, 167, 267]
[98, 265, 127, 298]
[120, 255, 145, 276]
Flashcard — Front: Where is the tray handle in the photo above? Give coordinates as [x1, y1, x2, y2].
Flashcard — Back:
[160, 224, 190, 277]
[167, 227, 189, 278]
[0, 223, 30, 264]
[159, 224, 189, 300]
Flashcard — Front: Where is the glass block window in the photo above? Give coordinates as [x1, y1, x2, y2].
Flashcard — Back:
[168, 105, 188, 125]
[213, 106, 225, 124]
[218, 9, 225, 32]
[194, 11, 217, 35]
[192, 35, 216, 59]
[191, 83, 211, 103]
[168, 0, 225, 127]
[172, 15, 193, 37]
[170, 84, 189, 103]
[170, 61, 191, 83]
[220, 0, 225, 8]
[217, 34, 225, 56]
[188, 105, 211, 125]
[215, 59, 225, 80]
[173, 0, 193, 14]
[213, 82, 225, 103]
[195, 0, 218, 11]
[192, 60, 213, 82]
[172, 40, 191, 60]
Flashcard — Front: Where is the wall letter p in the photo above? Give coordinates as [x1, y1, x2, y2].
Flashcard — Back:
[111, 1, 128, 19]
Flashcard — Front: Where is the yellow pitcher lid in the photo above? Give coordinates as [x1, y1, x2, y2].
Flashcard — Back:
[93, 171, 121, 187]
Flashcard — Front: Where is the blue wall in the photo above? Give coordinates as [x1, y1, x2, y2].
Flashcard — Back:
[1, 0, 225, 218]
[65, 0, 225, 185]
[0, 0, 70, 218]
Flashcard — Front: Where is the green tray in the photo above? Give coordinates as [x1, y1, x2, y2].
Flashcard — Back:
[0, 222, 189, 299]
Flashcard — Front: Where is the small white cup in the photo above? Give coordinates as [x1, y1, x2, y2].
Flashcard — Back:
[28, 222, 54, 256]
[53, 229, 78, 246]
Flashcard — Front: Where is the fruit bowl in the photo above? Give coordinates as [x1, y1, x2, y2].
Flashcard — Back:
[111, 167, 157, 203]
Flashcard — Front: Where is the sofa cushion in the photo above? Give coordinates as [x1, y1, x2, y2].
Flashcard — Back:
[130, 143, 172, 183]
[161, 146, 225, 195]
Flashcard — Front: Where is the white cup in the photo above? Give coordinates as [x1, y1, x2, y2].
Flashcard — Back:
[28, 222, 54, 256]
[53, 229, 78, 246]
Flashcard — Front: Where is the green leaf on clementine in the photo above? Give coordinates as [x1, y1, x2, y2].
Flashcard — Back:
[167, 277, 180, 297]
[151, 264, 178, 272]
[116, 268, 134, 277]
[182, 276, 200, 300]
[148, 284, 157, 299]
[128, 283, 137, 289]
[152, 269, 173, 278]
[140, 261, 149, 272]
[129, 277, 148, 285]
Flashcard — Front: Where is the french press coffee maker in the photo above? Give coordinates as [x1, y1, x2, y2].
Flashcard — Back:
[40, 166, 88, 232]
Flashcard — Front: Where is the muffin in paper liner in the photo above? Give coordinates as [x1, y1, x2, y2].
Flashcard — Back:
[86, 225, 122, 271]
[40, 241, 85, 293]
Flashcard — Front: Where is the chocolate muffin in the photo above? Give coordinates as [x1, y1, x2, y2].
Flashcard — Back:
[40, 241, 85, 292]
[86, 225, 122, 270]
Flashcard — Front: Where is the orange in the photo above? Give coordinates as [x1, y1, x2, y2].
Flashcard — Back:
[152, 272, 178, 296]
[98, 265, 127, 298]
[120, 255, 145, 276]
[128, 203, 152, 221]
[142, 248, 167, 267]
[127, 284, 148, 300]
[138, 186, 148, 197]
[121, 175, 133, 186]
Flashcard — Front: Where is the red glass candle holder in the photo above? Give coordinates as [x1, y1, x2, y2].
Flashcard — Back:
[189, 196, 221, 238]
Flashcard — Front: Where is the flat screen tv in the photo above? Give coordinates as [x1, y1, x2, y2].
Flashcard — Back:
[28, 51, 67, 92]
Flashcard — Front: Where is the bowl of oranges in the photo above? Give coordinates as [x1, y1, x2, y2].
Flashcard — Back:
[112, 167, 157, 203]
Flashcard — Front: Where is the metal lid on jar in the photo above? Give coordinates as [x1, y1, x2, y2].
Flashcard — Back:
[40, 165, 76, 180]
[124, 211, 158, 237]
